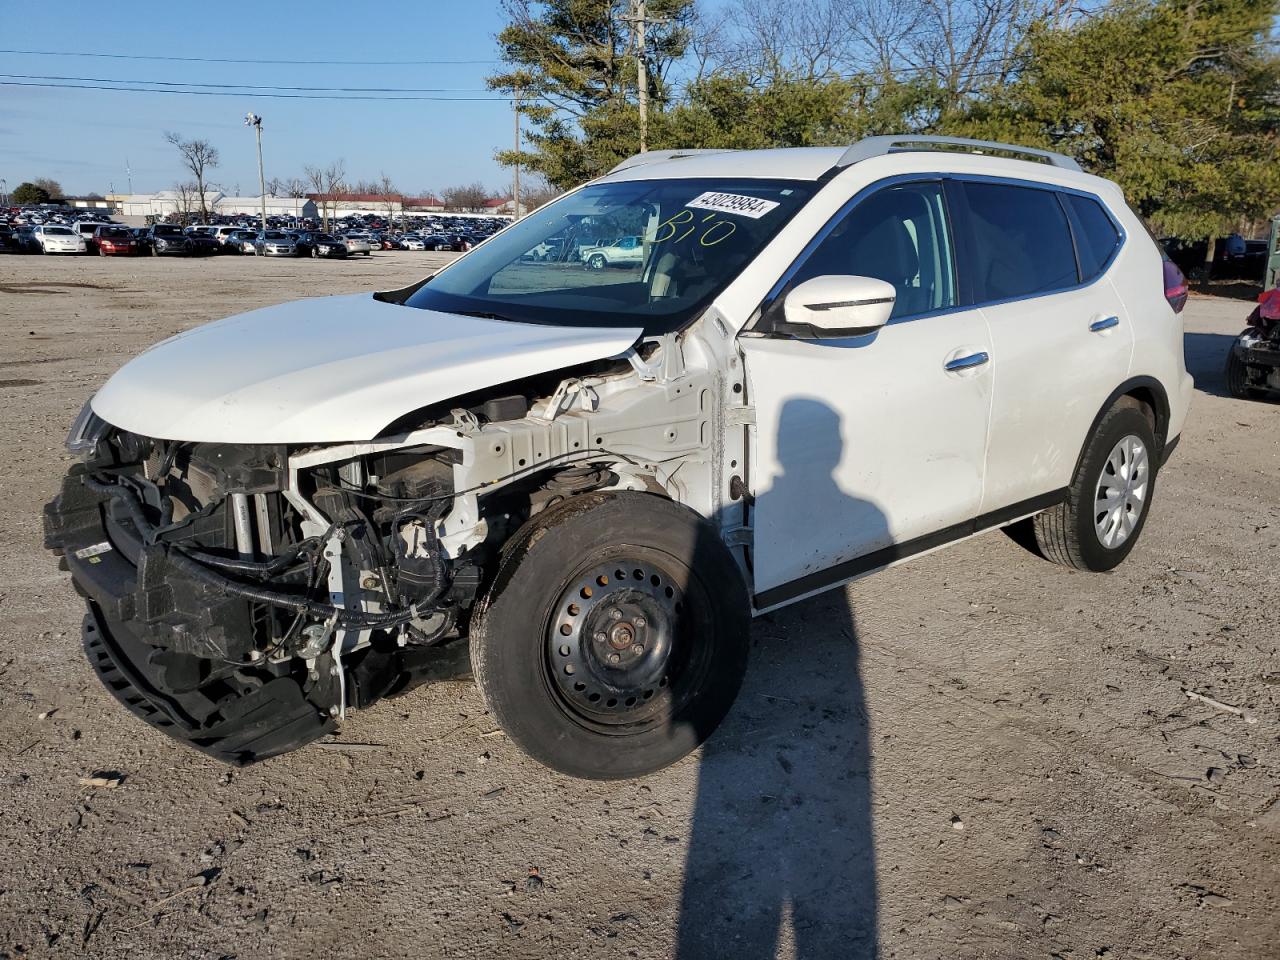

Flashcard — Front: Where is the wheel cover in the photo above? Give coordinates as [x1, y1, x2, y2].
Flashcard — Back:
[545, 559, 700, 729]
[1094, 434, 1150, 548]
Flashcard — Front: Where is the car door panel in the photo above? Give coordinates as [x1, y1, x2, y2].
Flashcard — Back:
[952, 180, 1136, 513]
[742, 313, 993, 595]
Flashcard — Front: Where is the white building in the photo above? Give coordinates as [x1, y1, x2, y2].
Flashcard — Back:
[116, 192, 316, 219]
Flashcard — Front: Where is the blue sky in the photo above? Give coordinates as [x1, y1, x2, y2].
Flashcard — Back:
[0, 1, 524, 197]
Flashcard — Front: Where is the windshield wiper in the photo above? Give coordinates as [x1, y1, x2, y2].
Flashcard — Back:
[453, 309, 518, 323]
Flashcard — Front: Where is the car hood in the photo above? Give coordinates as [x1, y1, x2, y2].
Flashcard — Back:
[92, 292, 642, 443]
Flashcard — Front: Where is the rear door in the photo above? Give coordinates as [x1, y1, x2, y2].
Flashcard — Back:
[952, 180, 1133, 513]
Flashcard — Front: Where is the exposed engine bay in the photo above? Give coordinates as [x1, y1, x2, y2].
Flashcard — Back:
[44, 334, 741, 765]
[1227, 287, 1280, 398]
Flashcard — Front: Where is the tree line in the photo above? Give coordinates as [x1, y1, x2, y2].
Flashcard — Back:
[488, 0, 1280, 242]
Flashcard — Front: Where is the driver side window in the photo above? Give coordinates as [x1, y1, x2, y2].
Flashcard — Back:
[776, 181, 957, 323]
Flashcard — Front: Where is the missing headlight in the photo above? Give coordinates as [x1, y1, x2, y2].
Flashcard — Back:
[66, 397, 109, 456]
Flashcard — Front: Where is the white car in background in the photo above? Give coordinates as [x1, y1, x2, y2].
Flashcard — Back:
[46, 136, 1192, 781]
[400, 235, 427, 251]
[343, 233, 373, 256]
[35, 225, 87, 254]
[580, 234, 644, 269]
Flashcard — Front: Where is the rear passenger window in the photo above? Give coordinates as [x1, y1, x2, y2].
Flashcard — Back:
[1064, 194, 1122, 280]
[961, 182, 1078, 302]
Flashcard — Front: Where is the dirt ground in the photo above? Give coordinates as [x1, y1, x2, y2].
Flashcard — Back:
[0, 251, 1276, 960]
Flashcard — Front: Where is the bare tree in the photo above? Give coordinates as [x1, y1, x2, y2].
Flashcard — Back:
[32, 177, 64, 199]
[694, 0, 1073, 114]
[164, 132, 219, 221]
[304, 160, 347, 232]
[714, 0, 859, 82]
[172, 181, 198, 223]
[374, 172, 400, 228]
[283, 176, 308, 198]
[441, 181, 491, 213]
[513, 174, 561, 212]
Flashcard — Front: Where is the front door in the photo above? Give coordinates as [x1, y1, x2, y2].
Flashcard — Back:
[741, 180, 994, 602]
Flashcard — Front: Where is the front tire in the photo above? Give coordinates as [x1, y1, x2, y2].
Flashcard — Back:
[1029, 403, 1158, 571]
[470, 492, 750, 779]
[1225, 341, 1253, 399]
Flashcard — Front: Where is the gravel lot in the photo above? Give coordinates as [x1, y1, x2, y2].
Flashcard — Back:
[0, 251, 1276, 959]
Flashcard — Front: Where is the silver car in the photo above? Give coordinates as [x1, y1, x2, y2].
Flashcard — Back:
[255, 230, 297, 257]
[342, 233, 373, 256]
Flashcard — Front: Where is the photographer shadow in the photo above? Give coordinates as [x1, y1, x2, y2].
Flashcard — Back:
[676, 397, 881, 959]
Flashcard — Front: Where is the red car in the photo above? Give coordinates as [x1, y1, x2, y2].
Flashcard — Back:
[94, 225, 141, 256]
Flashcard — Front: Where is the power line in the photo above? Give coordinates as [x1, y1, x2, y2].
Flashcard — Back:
[0, 72, 494, 93]
[0, 80, 508, 102]
[0, 47, 500, 66]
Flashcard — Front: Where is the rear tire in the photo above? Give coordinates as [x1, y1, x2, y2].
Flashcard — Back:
[587, 253, 606, 270]
[470, 492, 750, 779]
[1028, 403, 1158, 571]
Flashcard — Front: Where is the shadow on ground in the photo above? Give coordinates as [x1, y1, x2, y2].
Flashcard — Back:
[675, 398, 880, 959]
[1184, 331, 1238, 398]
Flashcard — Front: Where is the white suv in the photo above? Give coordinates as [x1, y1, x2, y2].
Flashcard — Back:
[46, 136, 1192, 778]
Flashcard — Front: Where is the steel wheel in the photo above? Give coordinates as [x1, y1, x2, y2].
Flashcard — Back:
[1094, 434, 1149, 548]
[546, 559, 706, 730]
[471, 492, 750, 778]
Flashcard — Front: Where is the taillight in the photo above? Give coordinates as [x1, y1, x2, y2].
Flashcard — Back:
[1163, 259, 1188, 313]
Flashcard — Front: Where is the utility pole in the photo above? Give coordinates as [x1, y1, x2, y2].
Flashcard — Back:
[125, 158, 132, 195]
[623, 0, 667, 153]
[245, 113, 267, 233]
[635, 0, 648, 153]
[513, 88, 521, 219]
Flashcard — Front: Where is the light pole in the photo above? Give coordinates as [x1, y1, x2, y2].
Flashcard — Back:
[244, 112, 267, 233]
[0, 179, 7, 208]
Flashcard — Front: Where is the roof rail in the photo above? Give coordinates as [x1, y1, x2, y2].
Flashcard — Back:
[608, 148, 735, 175]
[837, 135, 1081, 172]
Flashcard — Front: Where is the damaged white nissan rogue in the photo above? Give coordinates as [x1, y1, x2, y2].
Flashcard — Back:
[45, 136, 1194, 778]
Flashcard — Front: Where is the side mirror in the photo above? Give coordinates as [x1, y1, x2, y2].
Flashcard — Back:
[779, 275, 896, 339]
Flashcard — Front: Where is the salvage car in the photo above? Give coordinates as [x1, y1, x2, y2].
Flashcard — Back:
[295, 231, 349, 259]
[580, 234, 644, 269]
[45, 136, 1193, 779]
[94, 225, 141, 257]
[254, 230, 298, 257]
[342, 232, 374, 256]
[1226, 287, 1280, 400]
[34, 224, 87, 254]
[146, 224, 192, 256]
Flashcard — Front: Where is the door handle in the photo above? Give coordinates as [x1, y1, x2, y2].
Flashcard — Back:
[1089, 315, 1120, 332]
[944, 351, 990, 371]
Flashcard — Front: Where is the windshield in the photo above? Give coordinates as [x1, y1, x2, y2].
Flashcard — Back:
[405, 177, 817, 333]
[155, 225, 182, 235]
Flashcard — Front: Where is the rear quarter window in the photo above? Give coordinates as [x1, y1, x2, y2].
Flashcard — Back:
[1063, 194, 1122, 280]
[960, 182, 1079, 302]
